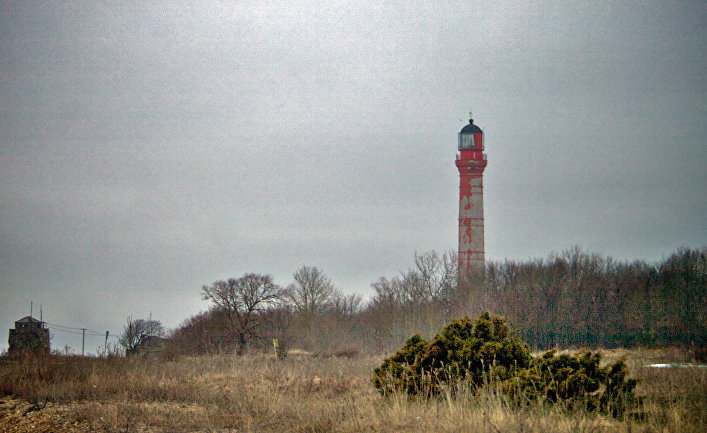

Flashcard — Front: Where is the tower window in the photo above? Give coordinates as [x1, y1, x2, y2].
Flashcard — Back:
[458, 133, 475, 150]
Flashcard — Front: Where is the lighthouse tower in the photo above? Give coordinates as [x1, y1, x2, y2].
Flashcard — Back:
[456, 115, 487, 275]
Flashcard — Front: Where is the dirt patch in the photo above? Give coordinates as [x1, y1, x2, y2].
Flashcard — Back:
[0, 397, 90, 433]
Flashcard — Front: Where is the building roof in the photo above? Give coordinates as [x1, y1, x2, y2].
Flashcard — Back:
[460, 119, 482, 134]
[15, 316, 42, 323]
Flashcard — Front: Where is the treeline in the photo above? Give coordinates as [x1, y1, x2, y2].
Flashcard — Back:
[477, 246, 705, 348]
[167, 247, 705, 355]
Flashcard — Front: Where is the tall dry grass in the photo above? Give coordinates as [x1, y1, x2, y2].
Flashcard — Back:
[0, 349, 704, 432]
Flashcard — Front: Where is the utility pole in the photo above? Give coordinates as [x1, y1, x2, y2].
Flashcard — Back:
[82, 328, 86, 356]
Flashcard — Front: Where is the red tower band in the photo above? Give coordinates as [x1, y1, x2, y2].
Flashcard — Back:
[456, 117, 487, 275]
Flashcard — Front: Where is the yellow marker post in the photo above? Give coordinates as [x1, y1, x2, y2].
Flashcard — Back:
[273, 338, 279, 357]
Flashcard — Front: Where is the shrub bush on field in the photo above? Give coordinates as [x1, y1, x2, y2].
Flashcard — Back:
[510, 349, 640, 417]
[373, 312, 640, 418]
[372, 313, 530, 396]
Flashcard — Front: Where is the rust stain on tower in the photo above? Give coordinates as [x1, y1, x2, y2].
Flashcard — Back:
[456, 115, 487, 276]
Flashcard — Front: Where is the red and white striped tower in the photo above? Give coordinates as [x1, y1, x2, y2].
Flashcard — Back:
[456, 114, 487, 275]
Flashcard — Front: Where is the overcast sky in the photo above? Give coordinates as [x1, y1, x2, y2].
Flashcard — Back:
[1, 1, 705, 353]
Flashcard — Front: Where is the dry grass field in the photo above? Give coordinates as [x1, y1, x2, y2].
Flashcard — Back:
[0, 348, 704, 433]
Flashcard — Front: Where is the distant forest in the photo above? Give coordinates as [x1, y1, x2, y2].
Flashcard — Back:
[473, 246, 705, 349]
[167, 247, 705, 355]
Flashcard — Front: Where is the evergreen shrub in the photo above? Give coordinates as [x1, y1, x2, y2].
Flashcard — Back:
[373, 312, 640, 418]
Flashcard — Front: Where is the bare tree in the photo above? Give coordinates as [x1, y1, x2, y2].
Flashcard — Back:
[286, 266, 336, 317]
[414, 250, 457, 304]
[330, 291, 363, 318]
[201, 273, 284, 351]
[119, 316, 165, 355]
[370, 250, 458, 308]
[370, 274, 421, 307]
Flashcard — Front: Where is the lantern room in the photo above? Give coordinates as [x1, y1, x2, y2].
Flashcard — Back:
[458, 118, 484, 161]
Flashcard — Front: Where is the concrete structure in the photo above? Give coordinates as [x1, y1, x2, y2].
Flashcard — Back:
[8, 316, 50, 356]
[456, 116, 487, 275]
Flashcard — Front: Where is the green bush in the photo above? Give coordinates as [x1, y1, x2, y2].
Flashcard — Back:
[508, 350, 640, 417]
[373, 313, 640, 418]
[373, 313, 530, 396]
[372, 333, 428, 395]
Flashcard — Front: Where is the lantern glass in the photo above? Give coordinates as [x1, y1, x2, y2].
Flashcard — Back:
[458, 132, 475, 150]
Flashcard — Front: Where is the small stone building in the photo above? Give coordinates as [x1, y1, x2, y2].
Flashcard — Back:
[8, 316, 50, 356]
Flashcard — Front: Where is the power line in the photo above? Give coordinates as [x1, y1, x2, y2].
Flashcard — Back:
[43, 321, 83, 330]
[46, 326, 118, 338]
[44, 321, 103, 334]
[45, 325, 83, 334]
[45, 326, 84, 335]
[43, 321, 119, 342]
